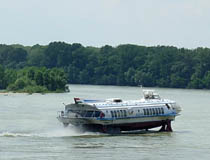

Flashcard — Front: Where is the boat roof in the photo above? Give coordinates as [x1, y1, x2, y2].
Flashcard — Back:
[68, 90, 175, 110]
[73, 97, 175, 110]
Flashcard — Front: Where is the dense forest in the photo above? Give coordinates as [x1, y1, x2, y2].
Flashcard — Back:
[1, 42, 210, 92]
[0, 66, 67, 93]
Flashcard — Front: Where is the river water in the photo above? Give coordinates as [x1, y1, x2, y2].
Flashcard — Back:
[0, 85, 210, 160]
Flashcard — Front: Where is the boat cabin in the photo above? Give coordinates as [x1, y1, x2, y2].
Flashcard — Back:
[143, 90, 161, 100]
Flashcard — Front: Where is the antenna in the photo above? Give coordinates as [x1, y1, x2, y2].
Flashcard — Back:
[138, 80, 143, 98]
[138, 80, 143, 91]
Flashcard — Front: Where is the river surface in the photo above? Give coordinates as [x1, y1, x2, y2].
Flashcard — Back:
[0, 85, 210, 160]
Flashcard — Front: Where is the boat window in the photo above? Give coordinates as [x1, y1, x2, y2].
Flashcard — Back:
[143, 109, 146, 115]
[149, 108, 152, 115]
[114, 99, 122, 103]
[120, 110, 123, 117]
[114, 110, 117, 117]
[154, 108, 157, 115]
[111, 111, 114, 118]
[67, 109, 72, 113]
[145, 109, 148, 115]
[158, 108, 161, 115]
[85, 111, 94, 117]
[147, 109, 150, 115]
[80, 111, 86, 117]
[166, 104, 170, 109]
[123, 110, 127, 117]
[93, 111, 101, 117]
[152, 108, 155, 115]
[117, 110, 120, 117]
[161, 108, 164, 114]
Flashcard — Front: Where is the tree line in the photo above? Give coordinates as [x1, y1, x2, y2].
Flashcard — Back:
[0, 65, 67, 93]
[1, 42, 210, 91]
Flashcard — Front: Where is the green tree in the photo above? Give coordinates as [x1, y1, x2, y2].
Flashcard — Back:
[203, 71, 210, 89]
[0, 65, 5, 89]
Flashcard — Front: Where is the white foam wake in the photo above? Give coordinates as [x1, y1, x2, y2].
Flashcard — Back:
[0, 132, 35, 137]
[0, 127, 101, 138]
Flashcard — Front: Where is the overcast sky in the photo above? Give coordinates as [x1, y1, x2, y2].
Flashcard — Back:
[0, 0, 210, 48]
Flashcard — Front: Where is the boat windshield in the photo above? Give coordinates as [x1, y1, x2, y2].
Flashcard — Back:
[75, 110, 101, 118]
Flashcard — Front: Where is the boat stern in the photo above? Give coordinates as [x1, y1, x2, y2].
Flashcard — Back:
[173, 103, 182, 115]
